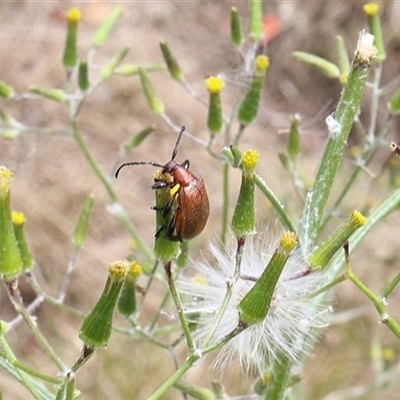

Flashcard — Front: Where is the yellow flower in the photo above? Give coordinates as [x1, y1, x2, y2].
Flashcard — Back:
[205, 76, 224, 94]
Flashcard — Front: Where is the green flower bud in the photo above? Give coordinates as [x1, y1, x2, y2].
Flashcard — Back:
[29, 86, 67, 102]
[139, 68, 165, 115]
[238, 232, 297, 325]
[0, 80, 14, 99]
[363, 3, 386, 62]
[120, 125, 156, 158]
[231, 7, 244, 47]
[72, 194, 94, 250]
[205, 76, 224, 134]
[160, 41, 184, 82]
[287, 114, 300, 159]
[221, 146, 235, 166]
[92, 5, 123, 49]
[336, 36, 350, 78]
[237, 55, 269, 126]
[231, 150, 259, 238]
[78, 59, 90, 91]
[12, 211, 33, 272]
[79, 260, 128, 348]
[117, 261, 142, 316]
[229, 145, 243, 168]
[309, 210, 366, 271]
[115, 63, 165, 76]
[0, 167, 23, 281]
[153, 171, 180, 262]
[100, 46, 129, 82]
[293, 52, 340, 79]
[278, 152, 290, 171]
[248, 0, 263, 41]
[388, 89, 400, 115]
[2, 129, 20, 140]
[63, 8, 81, 70]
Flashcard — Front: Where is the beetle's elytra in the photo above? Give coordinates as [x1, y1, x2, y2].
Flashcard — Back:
[115, 126, 210, 242]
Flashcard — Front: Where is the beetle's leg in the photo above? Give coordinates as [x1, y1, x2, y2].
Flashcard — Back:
[152, 181, 168, 190]
[155, 225, 164, 239]
[162, 191, 178, 218]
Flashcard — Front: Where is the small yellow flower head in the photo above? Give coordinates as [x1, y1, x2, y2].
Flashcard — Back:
[67, 8, 81, 24]
[350, 210, 366, 227]
[128, 261, 143, 279]
[241, 149, 259, 172]
[255, 55, 270, 73]
[154, 170, 173, 184]
[11, 211, 25, 226]
[109, 260, 129, 281]
[339, 72, 348, 84]
[0, 166, 12, 193]
[205, 76, 224, 94]
[363, 3, 379, 16]
[279, 231, 298, 254]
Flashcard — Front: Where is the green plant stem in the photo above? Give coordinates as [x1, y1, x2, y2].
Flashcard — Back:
[344, 246, 400, 338]
[147, 289, 170, 332]
[58, 248, 78, 302]
[221, 162, 230, 249]
[255, 174, 295, 232]
[0, 344, 61, 385]
[148, 354, 198, 400]
[308, 273, 346, 299]
[382, 271, 400, 299]
[263, 353, 292, 400]
[202, 280, 233, 348]
[367, 63, 382, 143]
[70, 119, 153, 264]
[5, 282, 66, 372]
[65, 373, 75, 400]
[203, 238, 244, 347]
[164, 261, 195, 353]
[148, 324, 245, 400]
[299, 42, 374, 252]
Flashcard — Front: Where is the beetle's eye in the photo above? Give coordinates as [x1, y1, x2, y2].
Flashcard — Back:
[182, 160, 190, 169]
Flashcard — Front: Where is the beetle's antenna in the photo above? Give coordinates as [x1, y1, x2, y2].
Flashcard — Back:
[171, 126, 185, 161]
[115, 161, 164, 178]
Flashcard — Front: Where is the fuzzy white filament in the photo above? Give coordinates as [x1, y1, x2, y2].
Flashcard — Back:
[177, 232, 328, 373]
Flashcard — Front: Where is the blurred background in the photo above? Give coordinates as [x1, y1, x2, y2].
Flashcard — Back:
[1, 1, 400, 399]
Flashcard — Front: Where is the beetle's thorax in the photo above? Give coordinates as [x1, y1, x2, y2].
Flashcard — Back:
[163, 160, 195, 187]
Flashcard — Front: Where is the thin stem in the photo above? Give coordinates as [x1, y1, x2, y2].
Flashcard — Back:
[382, 271, 400, 300]
[147, 354, 198, 400]
[255, 174, 295, 232]
[367, 63, 382, 143]
[147, 289, 170, 332]
[221, 162, 230, 249]
[344, 243, 400, 338]
[164, 261, 195, 353]
[308, 273, 346, 299]
[0, 337, 61, 385]
[203, 238, 244, 347]
[5, 281, 66, 372]
[263, 353, 292, 400]
[58, 249, 78, 302]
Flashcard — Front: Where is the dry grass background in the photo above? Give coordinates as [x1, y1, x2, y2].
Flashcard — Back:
[1, 1, 400, 399]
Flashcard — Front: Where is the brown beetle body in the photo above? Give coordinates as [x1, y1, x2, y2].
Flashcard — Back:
[115, 127, 210, 242]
